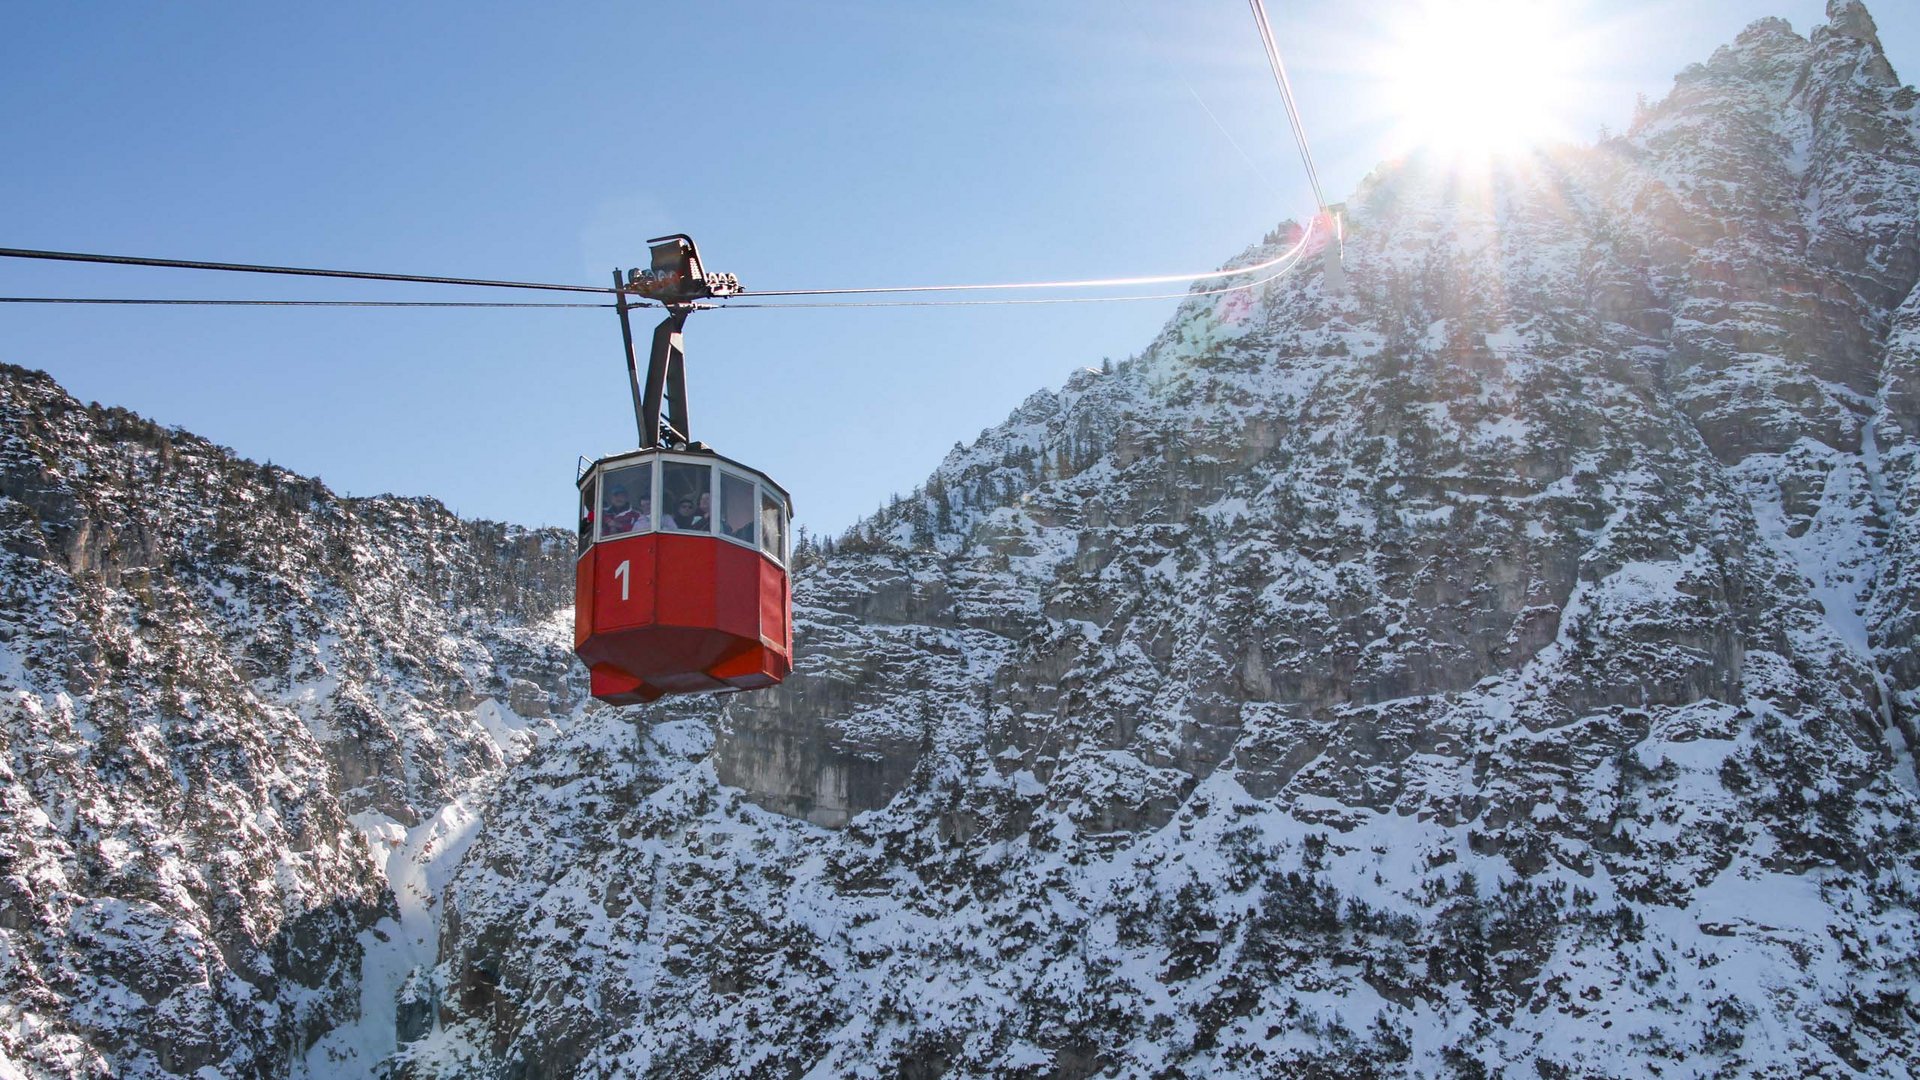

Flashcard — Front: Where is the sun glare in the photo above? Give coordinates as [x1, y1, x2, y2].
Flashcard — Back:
[1374, 1, 1590, 161]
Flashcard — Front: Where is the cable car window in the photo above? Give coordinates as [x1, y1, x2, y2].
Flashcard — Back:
[719, 472, 757, 547]
[598, 463, 653, 540]
[578, 481, 595, 553]
[661, 461, 712, 533]
[759, 488, 786, 562]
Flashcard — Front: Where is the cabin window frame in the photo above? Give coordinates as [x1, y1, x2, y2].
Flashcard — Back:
[717, 470, 760, 552]
[658, 457, 715, 536]
[593, 458, 657, 544]
[757, 483, 789, 564]
[577, 480, 594, 553]
[583, 451, 791, 566]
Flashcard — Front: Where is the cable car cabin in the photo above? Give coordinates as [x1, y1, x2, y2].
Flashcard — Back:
[573, 449, 793, 704]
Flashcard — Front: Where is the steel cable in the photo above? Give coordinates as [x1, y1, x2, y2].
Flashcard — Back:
[0, 297, 613, 308]
[0, 219, 1320, 313]
[0, 246, 623, 296]
[718, 217, 1318, 309]
[731, 236, 1315, 299]
[1, 7, 1332, 306]
[1248, 0, 1328, 211]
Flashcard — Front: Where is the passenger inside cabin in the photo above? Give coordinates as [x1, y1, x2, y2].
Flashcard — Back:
[602, 485, 641, 536]
[720, 474, 756, 543]
[660, 461, 711, 532]
[669, 496, 707, 531]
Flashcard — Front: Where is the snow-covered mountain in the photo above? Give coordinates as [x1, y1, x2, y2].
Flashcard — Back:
[0, 366, 582, 1077]
[6, 2, 1920, 1077]
[414, 4, 1920, 1076]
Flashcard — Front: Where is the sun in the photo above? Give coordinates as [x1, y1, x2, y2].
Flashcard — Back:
[1370, 0, 1593, 161]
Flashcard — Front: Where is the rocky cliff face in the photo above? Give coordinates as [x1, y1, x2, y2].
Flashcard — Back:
[0, 365, 580, 1077]
[415, 3, 1920, 1076]
[6, 3, 1920, 1077]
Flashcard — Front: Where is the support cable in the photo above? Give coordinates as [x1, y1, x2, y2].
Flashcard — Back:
[0, 297, 613, 308]
[1248, 0, 1328, 211]
[0, 218, 1318, 311]
[718, 217, 1317, 309]
[731, 233, 1314, 299]
[724, 5, 1328, 299]
[0, 217, 1317, 313]
[0, 11, 1331, 305]
[0, 232, 1304, 306]
[0, 246, 623, 297]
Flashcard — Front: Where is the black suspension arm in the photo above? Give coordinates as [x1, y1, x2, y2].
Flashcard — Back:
[640, 306, 692, 448]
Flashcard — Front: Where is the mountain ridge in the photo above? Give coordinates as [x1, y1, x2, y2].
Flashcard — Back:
[4, 1, 1920, 1076]
[0, 362, 582, 1076]
[417, 2, 1920, 1074]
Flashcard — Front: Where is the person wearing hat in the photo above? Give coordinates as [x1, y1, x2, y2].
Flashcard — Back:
[603, 484, 642, 536]
[669, 495, 706, 531]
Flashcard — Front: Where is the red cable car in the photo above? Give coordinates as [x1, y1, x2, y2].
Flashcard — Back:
[573, 235, 793, 704]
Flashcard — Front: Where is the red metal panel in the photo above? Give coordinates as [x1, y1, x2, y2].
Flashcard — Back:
[646, 666, 732, 695]
[710, 644, 782, 689]
[573, 550, 594, 651]
[592, 533, 657, 633]
[653, 533, 717, 629]
[759, 556, 786, 652]
[589, 663, 657, 705]
[577, 515, 794, 702]
[714, 541, 760, 642]
[581, 625, 733, 682]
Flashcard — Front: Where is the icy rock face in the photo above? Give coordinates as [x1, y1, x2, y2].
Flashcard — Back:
[713, 0, 1920, 836]
[415, 5, 1920, 1077]
[0, 365, 580, 1078]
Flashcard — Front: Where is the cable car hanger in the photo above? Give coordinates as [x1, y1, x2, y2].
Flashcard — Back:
[610, 234, 744, 450]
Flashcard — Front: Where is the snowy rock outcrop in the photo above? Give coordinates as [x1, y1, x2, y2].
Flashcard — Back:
[6, 3, 1920, 1077]
[417, 4, 1920, 1077]
[0, 365, 580, 1077]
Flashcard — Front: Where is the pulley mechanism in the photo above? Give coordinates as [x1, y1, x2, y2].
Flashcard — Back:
[612, 234, 742, 450]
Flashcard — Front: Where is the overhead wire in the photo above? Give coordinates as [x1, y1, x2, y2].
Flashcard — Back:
[1247, 0, 1328, 212]
[0, 246, 624, 297]
[0, 4, 1333, 310]
[716, 216, 1318, 309]
[1186, 82, 1284, 195]
[726, 2, 1329, 300]
[0, 214, 1323, 313]
[0, 297, 612, 308]
[0, 233, 1309, 307]
[0, 213, 1311, 311]
[731, 236, 1314, 299]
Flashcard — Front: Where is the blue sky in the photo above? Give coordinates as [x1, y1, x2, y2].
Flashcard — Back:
[4, 1, 1914, 538]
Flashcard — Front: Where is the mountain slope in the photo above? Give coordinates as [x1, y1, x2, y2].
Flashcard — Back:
[0, 365, 580, 1078]
[416, 4, 1920, 1077]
